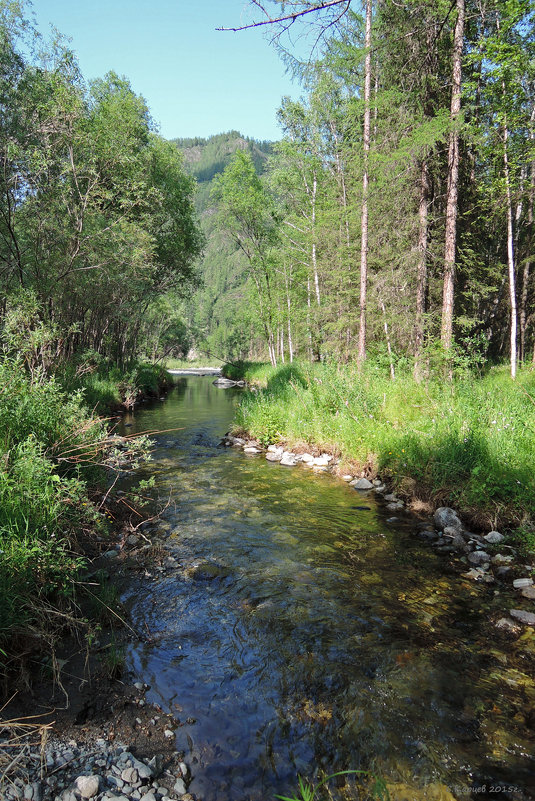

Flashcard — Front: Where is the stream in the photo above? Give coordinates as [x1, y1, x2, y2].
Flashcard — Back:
[119, 375, 535, 801]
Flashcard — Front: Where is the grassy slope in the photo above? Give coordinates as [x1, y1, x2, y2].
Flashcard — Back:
[224, 360, 535, 536]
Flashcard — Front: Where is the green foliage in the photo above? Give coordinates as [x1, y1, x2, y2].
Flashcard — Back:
[233, 360, 535, 530]
[0, 9, 202, 367]
[0, 350, 154, 675]
[275, 769, 390, 801]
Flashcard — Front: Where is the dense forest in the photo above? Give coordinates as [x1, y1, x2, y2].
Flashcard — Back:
[207, 0, 535, 378]
[0, 4, 202, 368]
[171, 132, 273, 360]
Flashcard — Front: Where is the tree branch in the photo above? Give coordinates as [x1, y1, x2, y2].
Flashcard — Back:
[216, 0, 351, 32]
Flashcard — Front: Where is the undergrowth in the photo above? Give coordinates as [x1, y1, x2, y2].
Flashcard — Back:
[226, 359, 535, 534]
[0, 354, 153, 684]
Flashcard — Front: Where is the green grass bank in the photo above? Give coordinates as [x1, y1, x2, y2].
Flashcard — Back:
[224, 360, 535, 542]
[0, 356, 167, 682]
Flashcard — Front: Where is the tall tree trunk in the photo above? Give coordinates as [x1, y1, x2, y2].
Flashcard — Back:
[285, 269, 294, 363]
[358, 0, 372, 366]
[520, 121, 535, 362]
[441, 0, 465, 351]
[311, 172, 320, 307]
[503, 121, 517, 379]
[380, 299, 395, 380]
[414, 157, 431, 381]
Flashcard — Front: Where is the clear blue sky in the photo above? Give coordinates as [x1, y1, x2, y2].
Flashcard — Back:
[33, 0, 301, 142]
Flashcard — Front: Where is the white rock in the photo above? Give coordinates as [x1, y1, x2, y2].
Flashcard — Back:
[243, 446, 261, 454]
[484, 531, 504, 544]
[173, 778, 187, 795]
[513, 578, 534, 589]
[341, 475, 353, 482]
[280, 454, 297, 466]
[312, 456, 330, 467]
[266, 452, 282, 462]
[74, 776, 100, 799]
[300, 453, 314, 463]
[163, 729, 174, 738]
[350, 478, 374, 490]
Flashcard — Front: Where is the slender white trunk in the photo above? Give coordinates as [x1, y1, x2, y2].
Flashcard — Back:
[311, 172, 320, 307]
[380, 299, 395, 380]
[358, 0, 372, 365]
[503, 122, 517, 379]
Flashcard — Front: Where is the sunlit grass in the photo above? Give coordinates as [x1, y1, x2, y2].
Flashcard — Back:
[226, 360, 535, 532]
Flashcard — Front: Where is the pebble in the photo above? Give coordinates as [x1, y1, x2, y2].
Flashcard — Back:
[521, 586, 535, 599]
[173, 779, 187, 795]
[121, 768, 138, 785]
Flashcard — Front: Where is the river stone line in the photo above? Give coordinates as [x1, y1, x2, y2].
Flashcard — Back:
[1, 738, 194, 801]
[221, 435, 535, 627]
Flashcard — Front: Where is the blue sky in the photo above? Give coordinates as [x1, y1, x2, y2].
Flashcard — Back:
[33, 0, 302, 142]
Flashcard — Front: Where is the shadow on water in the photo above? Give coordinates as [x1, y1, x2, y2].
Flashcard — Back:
[120, 377, 535, 801]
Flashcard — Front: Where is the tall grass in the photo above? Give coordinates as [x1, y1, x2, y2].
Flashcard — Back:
[0, 357, 113, 676]
[227, 360, 535, 531]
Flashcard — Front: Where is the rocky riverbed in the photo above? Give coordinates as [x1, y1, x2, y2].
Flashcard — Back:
[2, 724, 194, 801]
[222, 432, 535, 632]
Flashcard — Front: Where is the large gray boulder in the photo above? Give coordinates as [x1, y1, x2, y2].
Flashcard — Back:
[434, 507, 463, 532]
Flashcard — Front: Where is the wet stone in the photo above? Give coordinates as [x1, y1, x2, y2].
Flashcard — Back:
[467, 551, 491, 566]
[510, 609, 535, 626]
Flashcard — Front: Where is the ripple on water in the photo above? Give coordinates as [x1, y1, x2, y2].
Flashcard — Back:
[121, 377, 535, 801]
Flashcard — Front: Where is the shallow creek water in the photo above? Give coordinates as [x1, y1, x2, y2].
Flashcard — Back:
[119, 376, 535, 801]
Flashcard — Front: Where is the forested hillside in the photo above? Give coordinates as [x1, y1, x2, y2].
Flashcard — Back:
[171, 133, 273, 360]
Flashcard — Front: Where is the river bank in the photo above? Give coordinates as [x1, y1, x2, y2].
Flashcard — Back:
[222, 360, 535, 545]
[222, 431, 535, 631]
[4, 372, 535, 801]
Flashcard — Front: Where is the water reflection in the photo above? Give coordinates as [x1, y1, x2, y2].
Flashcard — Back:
[120, 377, 535, 801]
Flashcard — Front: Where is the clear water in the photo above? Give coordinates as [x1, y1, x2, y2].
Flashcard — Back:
[120, 377, 535, 801]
